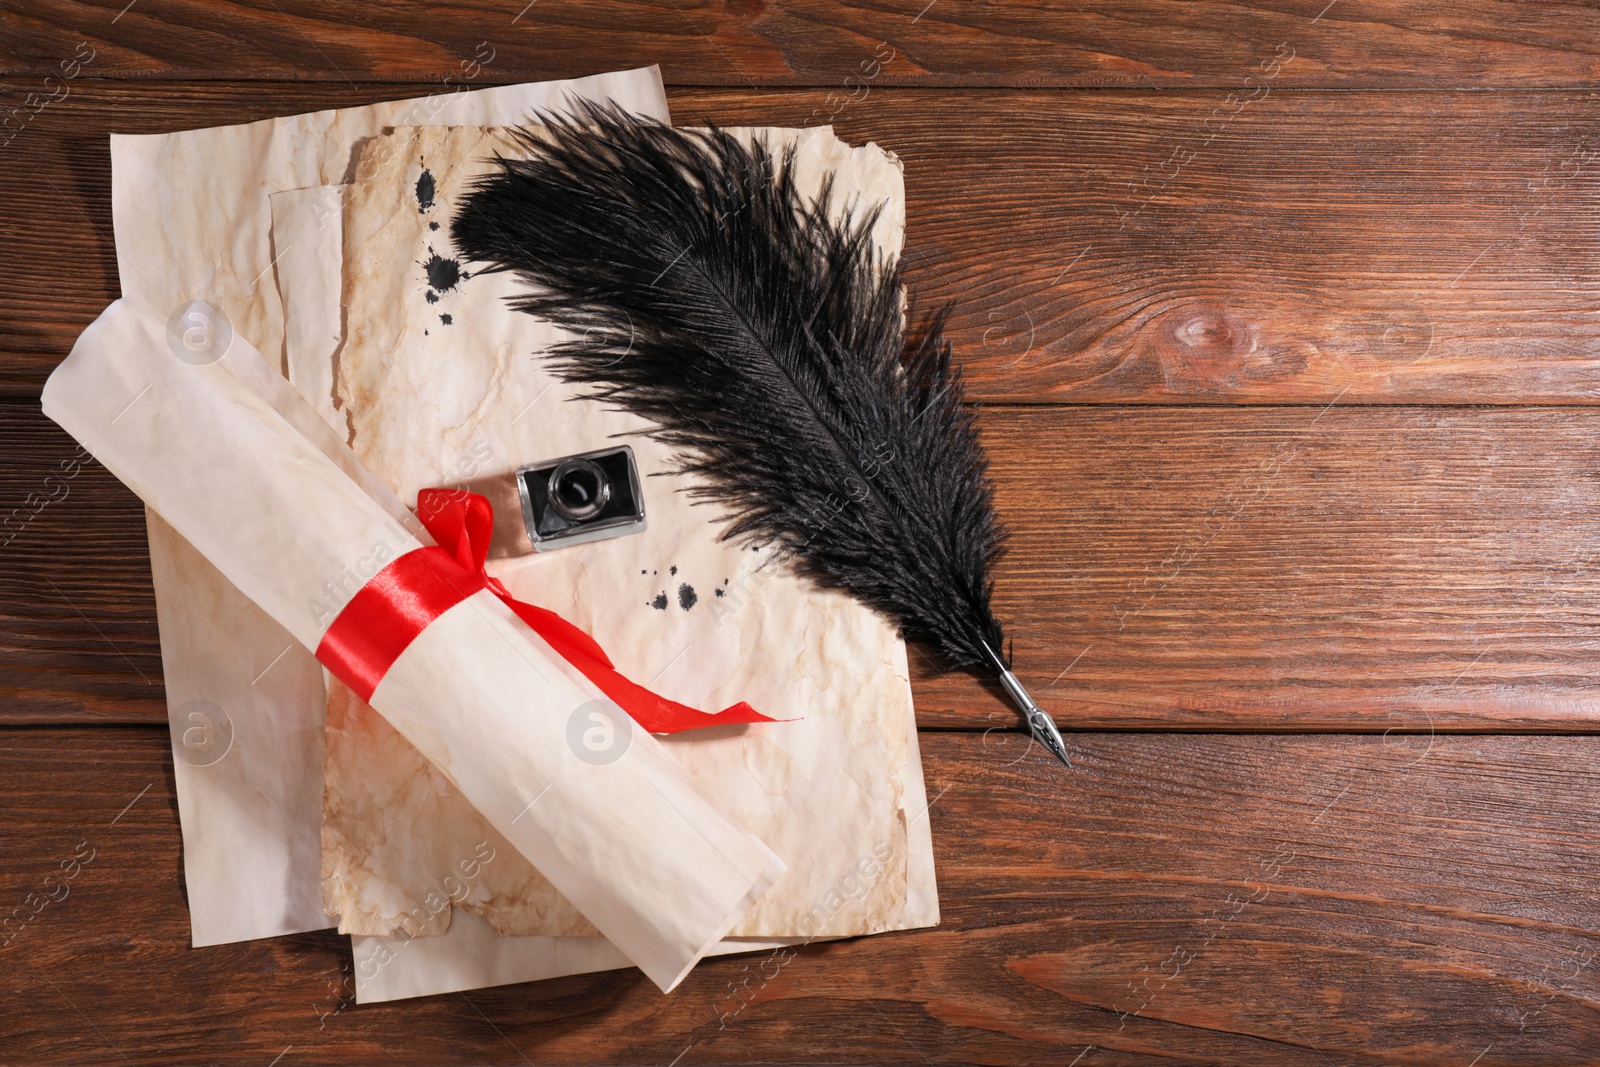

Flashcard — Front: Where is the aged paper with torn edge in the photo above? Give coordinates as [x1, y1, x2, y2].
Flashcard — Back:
[263, 124, 938, 1000]
[316, 122, 937, 949]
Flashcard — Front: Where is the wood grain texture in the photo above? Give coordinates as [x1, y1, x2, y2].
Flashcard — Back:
[0, 403, 161, 724]
[5, 1, 1600, 88]
[5, 82, 1600, 402]
[945, 404, 1600, 731]
[4, 727, 1600, 1064]
[11, 401, 1600, 732]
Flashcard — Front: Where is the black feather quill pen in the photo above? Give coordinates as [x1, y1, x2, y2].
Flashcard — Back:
[452, 102, 1068, 765]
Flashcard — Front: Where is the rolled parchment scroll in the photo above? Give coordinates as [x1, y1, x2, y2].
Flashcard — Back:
[42, 295, 783, 992]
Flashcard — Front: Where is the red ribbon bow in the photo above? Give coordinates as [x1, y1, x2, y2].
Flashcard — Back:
[315, 487, 776, 734]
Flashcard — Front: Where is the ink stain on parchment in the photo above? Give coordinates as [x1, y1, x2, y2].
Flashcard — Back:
[678, 584, 698, 611]
[651, 593, 669, 611]
[423, 250, 462, 294]
[415, 168, 436, 212]
[420, 248, 470, 316]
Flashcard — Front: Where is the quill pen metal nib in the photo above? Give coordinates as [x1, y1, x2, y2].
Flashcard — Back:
[998, 669, 1071, 766]
[985, 644, 1070, 766]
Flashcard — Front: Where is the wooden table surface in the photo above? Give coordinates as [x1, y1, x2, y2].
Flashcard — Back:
[6, 3, 1600, 1064]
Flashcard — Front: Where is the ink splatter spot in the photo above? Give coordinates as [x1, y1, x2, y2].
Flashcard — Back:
[678, 583, 698, 611]
[670, 565, 678, 576]
[714, 588, 725, 598]
[425, 291, 439, 304]
[651, 593, 669, 610]
[641, 569, 647, 575]
[423, 250, 462, 295]
[440, 313, 452, 325]
[415, 169, 436, 212]
[429, 220, 440, 231]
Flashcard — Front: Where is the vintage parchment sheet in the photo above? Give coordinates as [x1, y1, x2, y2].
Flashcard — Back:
[319, 121, 935, 933]
[289, 123, 938, 1000]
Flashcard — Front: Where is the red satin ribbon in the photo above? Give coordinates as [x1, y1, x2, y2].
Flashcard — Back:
[315, 487, 776, 734]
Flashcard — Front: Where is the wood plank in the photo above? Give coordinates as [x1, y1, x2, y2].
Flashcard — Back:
[10, 400, 1600, 731]
[5, 727, 1600, 1063]
[695, 87, 1600, 407]
[5, 83, 1600, 402]
[0, 403, 162, 723]
[4, 1, 1600, 87]
[935, 404, 1600, 731]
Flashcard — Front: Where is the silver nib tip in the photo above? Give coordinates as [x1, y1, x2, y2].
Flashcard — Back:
[993, 661, 1071, 768]
[1026, 706, 1072, 767]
